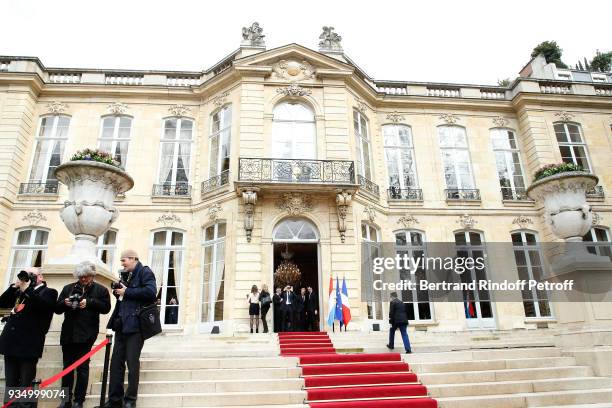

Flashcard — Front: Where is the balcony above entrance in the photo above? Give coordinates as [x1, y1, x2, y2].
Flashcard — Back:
[236, 157, 357, 193]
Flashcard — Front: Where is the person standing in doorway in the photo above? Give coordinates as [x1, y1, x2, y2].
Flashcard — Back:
[273, 287, 282, 332]
[295, 287, 307, 331]
[280, 285, 295, 332]
[259, 284, 271, 333]
[386, 292, 412, 354]
[247, 285, 260, 333]
[306, 286, 319, 331]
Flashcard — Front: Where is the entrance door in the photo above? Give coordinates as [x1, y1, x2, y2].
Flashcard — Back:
[455, 231, 496, 329]
[272, 218, 320, 332]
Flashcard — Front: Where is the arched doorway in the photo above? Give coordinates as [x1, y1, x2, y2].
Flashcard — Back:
[272, 217, 321, 332]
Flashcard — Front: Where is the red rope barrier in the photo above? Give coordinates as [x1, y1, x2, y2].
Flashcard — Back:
[2, 338, 110, 408]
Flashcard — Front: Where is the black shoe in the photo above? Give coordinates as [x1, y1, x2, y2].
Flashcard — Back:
[256, 328, 259, 333]
[72, 402, 83, 408]
[405, 350, 412, 354]
[250, 328, 253, 333]
[123, 401, 137, 408]
[101, 401, 122, 408]
[57, 402, 72, 408]
[386, 344, 394, 350]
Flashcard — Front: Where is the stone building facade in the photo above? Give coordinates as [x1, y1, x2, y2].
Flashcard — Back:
[0, 28, 611, 336]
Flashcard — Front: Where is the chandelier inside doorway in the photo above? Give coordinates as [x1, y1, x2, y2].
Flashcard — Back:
[274, 243, 301, 288]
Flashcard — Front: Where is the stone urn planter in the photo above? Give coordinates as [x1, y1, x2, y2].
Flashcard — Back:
[527, 171, 597, 242]
[52, 160, 134, 265]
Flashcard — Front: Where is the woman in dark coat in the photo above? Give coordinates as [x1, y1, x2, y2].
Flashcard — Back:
[272, 287, 282, 332]
[259, 284, 271, 333]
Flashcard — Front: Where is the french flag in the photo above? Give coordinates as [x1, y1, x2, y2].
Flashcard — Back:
[341, 276, 352, 327]
[327, 276, 336, 326]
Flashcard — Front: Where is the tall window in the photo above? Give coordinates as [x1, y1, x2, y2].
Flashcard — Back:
[354, 109, 373, 180]
[97, 229, 117, 271]
[384, 124, 418, 196]
[554, 122, 591, 172]
[362, 223, 382, 320]
[584, 227, 611, 260]
[439, 126, 475, 195]
[150, 229, 184, 325]
[209, 106, 231, 177]
[99, 116, 132, 169]
[29, 115, 70, 187]
[455, 231, 494, 322]
[511, 231, 552, 318]
[395, 230, 431, 321]
[201, 222, 226, 324]
[272, 102, 316, 159]
[158, 117, 193, 192]
[8, 228, 49, 283]
[491, 128, 527, 200]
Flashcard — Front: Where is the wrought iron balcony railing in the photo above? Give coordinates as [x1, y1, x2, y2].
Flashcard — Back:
[388, 187, 423, 201]
[19, 181, 59, 195]
[445, 188, 481, 201]
[358, 175, 380, 196]
[201, 171, 229, 195]
[501, 187, 530, 201]
[238, 158, 355, 184]
[152, 183, 191, 197]
[586, 185, 605, 198]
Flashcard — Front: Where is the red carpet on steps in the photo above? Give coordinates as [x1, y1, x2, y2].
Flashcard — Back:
[277, 332, 438, 408]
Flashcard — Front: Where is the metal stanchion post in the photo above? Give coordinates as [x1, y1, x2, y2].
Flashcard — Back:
[32, 379, 41, 407]
[96, 334, 114, 408]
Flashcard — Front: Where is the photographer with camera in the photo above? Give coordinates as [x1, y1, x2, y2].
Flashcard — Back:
[104, 250, 157, 408]
[0, 267, 57, 407]
[55, 261, 111, 408]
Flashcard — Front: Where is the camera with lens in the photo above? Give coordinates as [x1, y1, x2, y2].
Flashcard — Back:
[17, 270, 37, 287]
[68, 292, 83, 310]
[111, 269, 130, 291]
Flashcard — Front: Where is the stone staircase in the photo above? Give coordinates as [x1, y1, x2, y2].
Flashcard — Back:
[2, 329, 611, 407]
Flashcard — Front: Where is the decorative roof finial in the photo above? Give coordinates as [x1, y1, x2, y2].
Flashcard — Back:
[319, 26, 343, 52]
[242, 22, 266, 47]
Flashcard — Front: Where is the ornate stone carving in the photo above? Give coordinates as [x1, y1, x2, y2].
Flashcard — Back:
[47, 101, 68, 115]
[354, 97, 368, 112]
[398, 215, 419, 228]
[512, 214, 533, 229]
[22, 210, 47, 226]
[363, 205, 376, 222]
[492, 116, 509, 127]
[276, 83, 312, 97]
[386, 111, 405, 123]
[157, 211, 181, 227]
[107, 102, 128, 115]
[272, 60, 316, 82]
[242, 189, 259, 242]
[276, 193, 314, 216]
[336, 190, 353, 243]
[555, 111, 575, 122]
[208, 203, 222, 222]
[210, 91, 229, 108]
[591, 212, 603, 226]
[439, 113, 460, 125]
[168, 104, 191, 117]
[241, 22, 265, 47]
[319, 26, 343, 52]
[457, 214, 477, 229]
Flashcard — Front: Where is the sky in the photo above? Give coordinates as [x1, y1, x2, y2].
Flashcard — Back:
[1, 0, 610, 86]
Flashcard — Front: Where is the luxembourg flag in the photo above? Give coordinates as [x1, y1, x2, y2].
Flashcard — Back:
[341, 276, 352, 327]
[326, 276, 336, 326]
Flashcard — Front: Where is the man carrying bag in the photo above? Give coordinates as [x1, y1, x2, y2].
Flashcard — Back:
[104, 250, 158, 408]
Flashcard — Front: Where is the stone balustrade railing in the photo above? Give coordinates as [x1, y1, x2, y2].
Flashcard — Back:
[49, 72, 82, 84]
[105, 74, 144, 85]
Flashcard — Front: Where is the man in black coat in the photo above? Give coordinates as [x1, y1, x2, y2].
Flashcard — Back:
[0, 267, 57, 407]
[272, 287, 282, 333]
[105, 250, 157, 408]
[279, 285, 295, 332]
[305, 286, 319, 331]
[386, 292, 412, 353]
[55, 261, 111, 408]
[294, 287, 307, 331]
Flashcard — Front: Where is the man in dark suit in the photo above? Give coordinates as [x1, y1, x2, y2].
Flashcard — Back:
[386, 292, 412, 354]
[56, 261, 111, 408]
[272, 287, 282, 333]
[306, 286, 319, 331]
[279, 285, 295, 332]
[0, 267, 57, 408]
[294, 287, 307, 331]
[105, 250, 157, 408]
